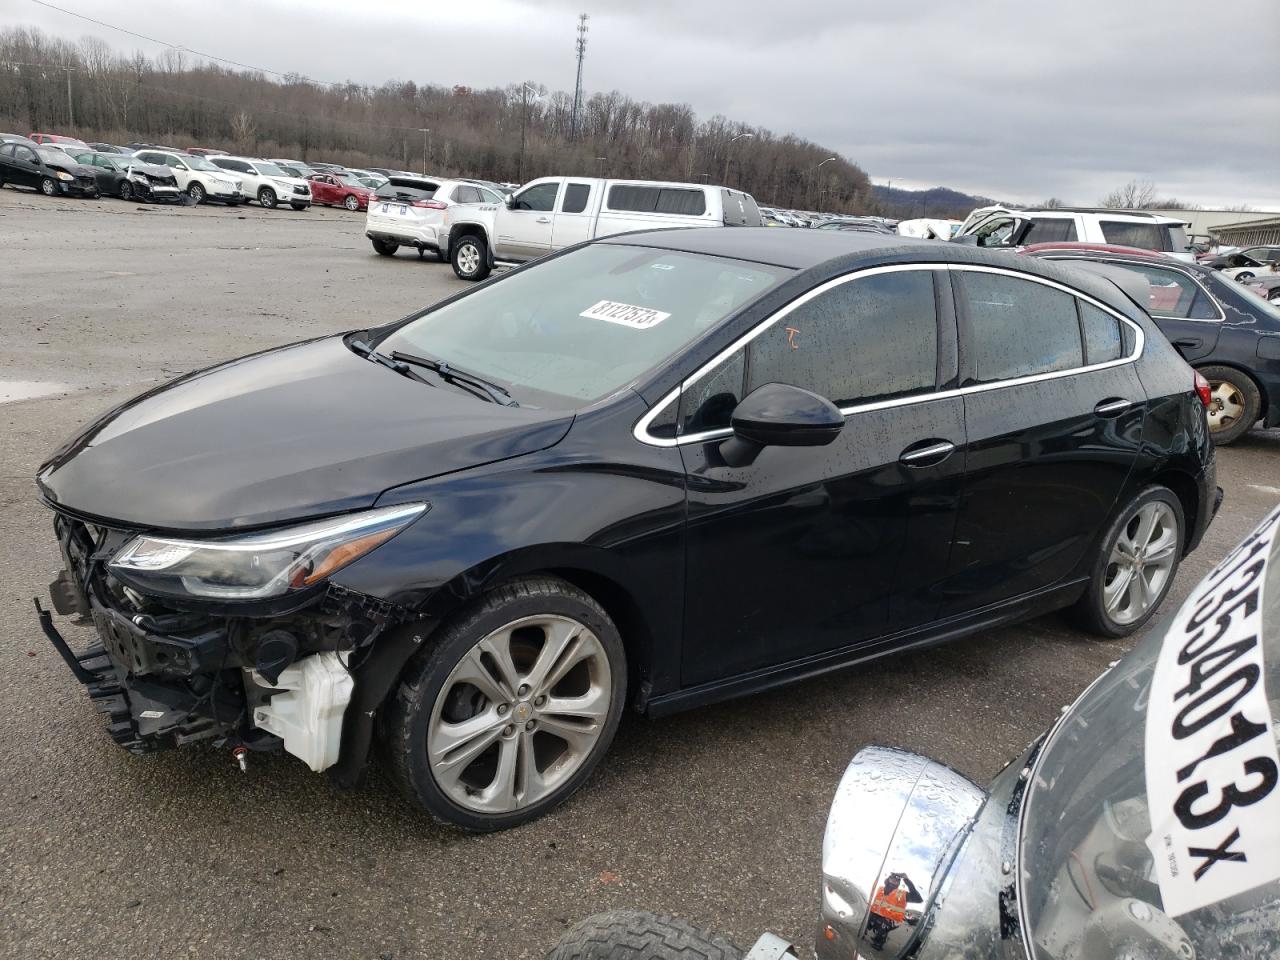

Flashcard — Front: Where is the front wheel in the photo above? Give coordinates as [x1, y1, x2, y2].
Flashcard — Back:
[546, 911, 743, 960]
[1199, 364, 1261, 445]
[40, 176, 56, 196]
[119, 180, 133, 201]
[451, 234, 491, 281]
[380, 576, 626, 832]
[344, 193, 360, 211]
[187, 181, 206, 204]
[258, 186, 277, 209]
[1072, 486, 1184, 638]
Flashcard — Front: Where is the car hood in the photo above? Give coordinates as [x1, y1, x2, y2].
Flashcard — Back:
[37, 336, 574, 532]
[53, 161, 96, 177]
[124, 162, 171, 178]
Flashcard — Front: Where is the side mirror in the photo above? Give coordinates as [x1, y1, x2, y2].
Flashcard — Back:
[505, 194, 518, 209]
[720, 382, 844, 467]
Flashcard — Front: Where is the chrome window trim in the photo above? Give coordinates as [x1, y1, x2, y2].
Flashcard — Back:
[1041, 254, 1226, 324]
[632, 262, 1145, 449]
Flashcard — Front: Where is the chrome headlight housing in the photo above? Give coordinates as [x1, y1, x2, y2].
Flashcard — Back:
[109, 503, 426, 600]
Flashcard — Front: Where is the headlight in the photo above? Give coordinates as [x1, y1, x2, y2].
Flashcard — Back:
[56, 170, 74, 181]
[109, 502, 426, 600]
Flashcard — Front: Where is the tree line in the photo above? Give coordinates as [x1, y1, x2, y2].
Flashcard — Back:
[0, 26, 877, 214]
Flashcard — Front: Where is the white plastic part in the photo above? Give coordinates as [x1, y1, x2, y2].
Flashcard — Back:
[249, 652, 354, 772]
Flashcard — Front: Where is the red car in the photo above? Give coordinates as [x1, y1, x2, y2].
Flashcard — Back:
[29, 132, 90, 151]
[306, 172, 372, 211]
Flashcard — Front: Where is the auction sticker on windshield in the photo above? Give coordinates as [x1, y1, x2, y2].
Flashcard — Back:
[579, 300, 671, 329]
[1145, 507, 1280, 917]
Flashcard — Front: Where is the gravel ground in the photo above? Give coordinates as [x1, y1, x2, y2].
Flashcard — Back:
[2, 186, 1278, 960]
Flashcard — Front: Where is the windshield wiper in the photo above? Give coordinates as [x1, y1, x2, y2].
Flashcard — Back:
[350, 338, 432, 387]
[390, 350, 519, 407]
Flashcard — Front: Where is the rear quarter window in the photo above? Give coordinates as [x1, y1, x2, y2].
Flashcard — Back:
[607, 185, 707, 216]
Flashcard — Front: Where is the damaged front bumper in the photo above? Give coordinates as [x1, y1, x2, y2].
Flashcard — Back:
[37, 511, 428, 783]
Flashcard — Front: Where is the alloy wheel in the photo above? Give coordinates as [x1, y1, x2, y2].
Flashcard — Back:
[41, 178, 55, 196]
[1206, 379, 1245, 432]
[345, 194, 359, 210]
[1103, 501, 1178, 625]
[427, 614, 612, 814]
[457, 242, 480, 276]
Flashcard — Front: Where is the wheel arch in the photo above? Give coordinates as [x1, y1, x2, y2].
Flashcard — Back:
[1149, 467, 1200, 555]
[410, 544, 659, 711]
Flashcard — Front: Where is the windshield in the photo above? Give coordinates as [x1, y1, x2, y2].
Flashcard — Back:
[185, 156, 220, 172]
[377, 244, 789, 407]
[36, 147, 72, 165]
[255, 162, 288, 177]
[1020, 510, 1280, 960]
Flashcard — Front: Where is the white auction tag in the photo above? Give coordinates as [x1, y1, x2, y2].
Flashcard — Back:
[579, 300, 671, 329]
[1145, 507, 1280, 917]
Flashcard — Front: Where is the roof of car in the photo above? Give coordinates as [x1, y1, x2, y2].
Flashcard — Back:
[1022, 242, 1168, 259]
[1024, 245, 1214, 278]
[599, 227, 1153, 320]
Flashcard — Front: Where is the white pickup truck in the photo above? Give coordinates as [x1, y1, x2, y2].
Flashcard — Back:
[442, 176, 763, 280]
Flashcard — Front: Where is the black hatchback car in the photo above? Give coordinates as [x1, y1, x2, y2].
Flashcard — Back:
[36, 230, 1220, 831]
[0, 141, 98, 197]
[1025, 242, 1280, 444]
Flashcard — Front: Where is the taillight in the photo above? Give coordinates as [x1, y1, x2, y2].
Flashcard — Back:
[1194, 370, 1212, 408]
[411, 199, 447, 210]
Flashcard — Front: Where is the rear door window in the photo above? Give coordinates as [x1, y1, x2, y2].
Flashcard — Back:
[956, 271, 1083, 383]
[561, 182, 591, 214]
[1022, 217, 1079, 244]
[1100, 262, 1218, 320]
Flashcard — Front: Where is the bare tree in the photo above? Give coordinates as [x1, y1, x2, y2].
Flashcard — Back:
[1100, 179, 1159, 209]
[1040, 197, 1068, 208]
[230, 110, 256, 151]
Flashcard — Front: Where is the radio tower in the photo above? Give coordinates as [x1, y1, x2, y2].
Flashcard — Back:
[570, 13, 589, 141]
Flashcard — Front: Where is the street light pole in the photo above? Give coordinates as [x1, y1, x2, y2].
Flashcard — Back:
[722, 133, 754, 185]
[810, 155, 837, 209]
[419, 128, 430, 175]
[595, 156, 608, 176]
[519, 81, 537, 184]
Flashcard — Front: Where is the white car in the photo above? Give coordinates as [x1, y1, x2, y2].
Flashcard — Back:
[209, 156, 311, 210]
[364, 176, 505, 260]
[131, 149, 244, 205]
[957, 206, 1196, 262]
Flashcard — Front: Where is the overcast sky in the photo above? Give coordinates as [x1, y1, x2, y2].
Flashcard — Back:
[6, 0, 1279, 208]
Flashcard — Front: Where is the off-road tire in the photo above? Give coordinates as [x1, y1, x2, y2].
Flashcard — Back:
[1199, 364, 1261, 445]
[258, 186, 277, 209]
[371, 238, 399, 257]
[187, 181, 206, 204]
[546, 911, 743, 960]
[451, 234, 491, 281]
[380, 576, 626, 832]
[1071, 485, 1184, 639]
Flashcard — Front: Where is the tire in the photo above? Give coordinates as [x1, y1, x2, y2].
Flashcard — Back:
[1199, 364, 1261, 445]
[258, 186, 277, 209]
[380, 576, 626, 832]
[1235, 272, 1255, 282]
[1072, 485, 1185, 638]
[344, 193, 360, 211]
[291, 202, 307, 211]
[187, 181, 206, 204]
[452, 234, 491, 281]
[40, 176, 56, 197]
[371, 238, 399, 257]
[1268, 290, 1280, 304]
[119, 180, 133, 202]
[546, 911, 743, 960]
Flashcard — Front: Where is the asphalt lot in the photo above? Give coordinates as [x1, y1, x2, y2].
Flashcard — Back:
[2, 186, 1279, 960]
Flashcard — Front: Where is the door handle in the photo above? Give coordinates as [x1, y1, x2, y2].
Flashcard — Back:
[1094, 398, 1133, 417]
[536, 216, 551, 223]
[1173, 337, 1202, 349]
[899, 440, 955, 466]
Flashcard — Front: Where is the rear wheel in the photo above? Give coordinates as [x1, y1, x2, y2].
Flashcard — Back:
[344, 193, 360, 211]
[258, 186, 277, 209]
[380, 576, 626, 831]
[40, 176, 56, 196]
[546, 911, 743, 960]
[187, 181, 206, 204]
[1072, 486, 1184, 638]
[451, 234, 491, 281]
[371, 238, 399, 257]
[1199, 364, 1261, 445]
